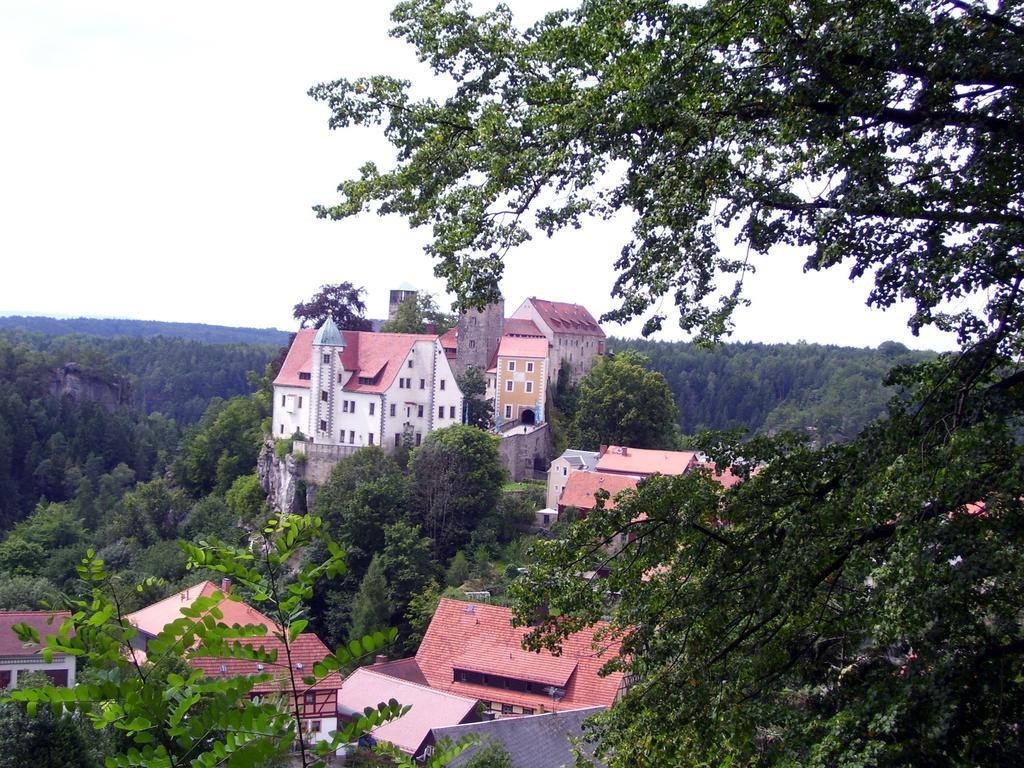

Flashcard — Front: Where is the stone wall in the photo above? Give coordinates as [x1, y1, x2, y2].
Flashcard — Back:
[498, 423, 551, 482]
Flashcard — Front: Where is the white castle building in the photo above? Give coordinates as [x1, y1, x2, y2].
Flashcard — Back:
[272, 318, 463, 451]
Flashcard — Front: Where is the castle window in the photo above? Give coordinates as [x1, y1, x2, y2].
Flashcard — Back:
[415, 433, 422, 446]
[280, 424, 284, 434]
[298, 397, 302, 408]
[407, 360, 413, 368]
[319, 420, 327, 432]
[339, 431, 345, 443]
[450, 406, 456, 419]
[395, 433, 401, 447]
[440, 380, 446, 390]
[390, 404, 396, 417]
[439, 406, 445, 419]
[343, 401, 349, 413]
[505, 405, 512, 419]
[321, 390, 328, 402]
[299, 372, 311, 380]
[369, 402, 375, 415]
[281, 395, 286, 407]
[508, 360, 516, 372]
[506, 380, 514, 392]
[399, 379, 405, 389]
[368, 433, 374, 445]
[469, 340, 476, 348]
[526, 381, 533, 393]
[526, 362, 534, 372]
[417, 405, 424, 418]
[322, 354, 330, 364]
[349, 430, 355, 443]
[419, 379, 425, 389]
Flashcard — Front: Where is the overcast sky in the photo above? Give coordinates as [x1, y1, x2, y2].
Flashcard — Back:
[0, 1, 960, 350]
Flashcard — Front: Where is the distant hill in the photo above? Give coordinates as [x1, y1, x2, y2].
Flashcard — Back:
[610, 337, 937, 444]
[0, 315, 289, 346]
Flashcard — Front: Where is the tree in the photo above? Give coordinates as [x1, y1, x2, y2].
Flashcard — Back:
[312, 0, 1022, 353]
[410, 425, 506, 559]
[292, 282, 372, 331]
[0, 672, 106, 768]
[444, 550, 469, 588]
[456, 367, 491, 429]
[567, 351, 679, 450]
[312, 2, 1024, 766]
[350, 554, 392, 644]
[380, 293, 457, 335]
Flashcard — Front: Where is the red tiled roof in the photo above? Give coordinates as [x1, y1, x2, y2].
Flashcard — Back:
[273, 328, 316, 388]
[699, 461, 745, 489]
[125, 581, 278, 638]
[369, 657, 429, 685]
[496, 336, 549, 359]
[273, 330, 437, 393]
[412, 599, 623, 711]
[190, 633, 342, 693]
[451, 645, 577, 688]
[502, 318, 545, 337]
[596, 446, 698, 477]
[528, 298, 605, 338]
[439, 327, 458, 353]
[338, 668, 478, 755]
[558, 472, 639, 512]
[0, 612, 71, 656]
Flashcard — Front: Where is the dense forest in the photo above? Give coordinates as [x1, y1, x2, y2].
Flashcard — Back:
[612, 337, 934, 443]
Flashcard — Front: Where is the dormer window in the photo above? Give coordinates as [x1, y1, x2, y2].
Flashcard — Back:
[322, 354, 331, 364]
[299, 372, 311, 381]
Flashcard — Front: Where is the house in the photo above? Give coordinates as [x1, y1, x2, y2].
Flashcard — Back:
[0, 611, 76, 688]
[595, 445, 699, 477]
[124, 579, 278, 654]
[337, 667, 479, 758]
[508, 298, 605, 385]
[190, 633, 342, 749]
[546, 449, 600, 509]
[369, 598, 625, 719]
[428, 706, 606, 768]
[557, 471, 639, 517]
[493, 336, 549, 429]
[272, 318, 463, 451]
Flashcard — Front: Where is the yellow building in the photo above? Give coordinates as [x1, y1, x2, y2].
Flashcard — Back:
[493, 336, 549, 428]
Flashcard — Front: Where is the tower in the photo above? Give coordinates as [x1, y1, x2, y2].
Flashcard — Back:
[309, 317, 345, 442]
[453, 297, 505, 378]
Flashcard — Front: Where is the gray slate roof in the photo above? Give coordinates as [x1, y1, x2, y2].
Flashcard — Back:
[558, 450, 600, 471]
[430, 706, 606, 768]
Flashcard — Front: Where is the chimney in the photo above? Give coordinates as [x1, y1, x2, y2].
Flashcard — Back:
[374, 654, 388, 665]
[221, 578, 231, 595]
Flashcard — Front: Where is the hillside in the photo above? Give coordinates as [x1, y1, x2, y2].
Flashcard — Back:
[611, 337, 935, 443]
[0, 315, 289, 346]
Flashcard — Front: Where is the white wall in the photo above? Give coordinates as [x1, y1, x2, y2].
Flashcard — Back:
[272, 385, 309, 439]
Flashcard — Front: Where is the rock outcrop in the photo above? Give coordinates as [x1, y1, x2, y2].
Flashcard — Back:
[257, 441, 304, 515]
[50, 363, 132, 409]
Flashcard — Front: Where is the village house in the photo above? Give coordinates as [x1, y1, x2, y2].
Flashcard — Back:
[126, 580, 341, 748]
[190, 633, 342, 750]
[546, 449, 600, 509]
[337, 667, 479, 758]
[594, 445, 699, 477]
[557, 471, 640, 518]
[368, 598, 625, 720]
[272, 317, 463, 451]
[0, 611, 76, 688]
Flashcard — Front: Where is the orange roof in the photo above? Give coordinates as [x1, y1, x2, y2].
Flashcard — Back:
[497, 335, 549, 359]
[190, 633, 342, 693]
[596, 446, 698, 477]
[502, 318, 545, 337]
[558, 472, 639, 512]
[0, 611, 71, 656]
[408, 599, 623, 711]
[528, 298, 605, 337]
[272, 330, 437, 393]
[124, 581, 279, 639]
[699, 461, 744, 489]
[338, 668, 478, 755]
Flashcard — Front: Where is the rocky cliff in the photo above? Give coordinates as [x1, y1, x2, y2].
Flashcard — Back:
[50, 363, 132, 409]
[257, 441, 305, 515]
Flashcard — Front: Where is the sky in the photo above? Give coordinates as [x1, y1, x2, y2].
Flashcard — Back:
[0, 1, 960, 351]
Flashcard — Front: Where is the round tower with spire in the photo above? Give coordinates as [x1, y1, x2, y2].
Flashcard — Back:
[309, 317, 345, 441]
